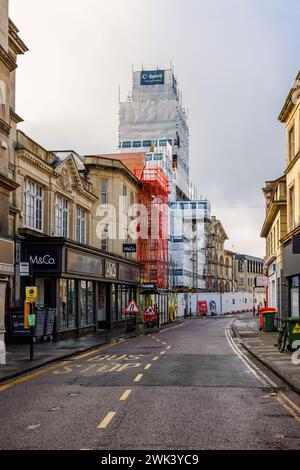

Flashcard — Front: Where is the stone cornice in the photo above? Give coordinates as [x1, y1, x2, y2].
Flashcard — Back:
[10, 107, 23, 124]
[16, 149, 54, 175]
[0, 118, 11, 136]
[285, 150, 300, 175]
[0, 44, 17, 71]
[8, 19, 29, 56]
[278, 70, 300, 123]
[0, 173, 19, 192]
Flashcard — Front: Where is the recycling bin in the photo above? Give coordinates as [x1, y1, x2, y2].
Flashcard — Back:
[263, 311, 276, 332]
[287, 317, 300, 349]
[259, 308, 276, 332]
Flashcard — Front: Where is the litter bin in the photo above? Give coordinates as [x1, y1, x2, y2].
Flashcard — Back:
[287, 317, 300, 349]
[259, 308, 276, 332]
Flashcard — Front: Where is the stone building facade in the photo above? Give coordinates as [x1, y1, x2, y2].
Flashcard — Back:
[205, 216, 234, 292]
[261, 175, 287, 319]
[7, 132, 142, 337]
[0, 0, 27, 345]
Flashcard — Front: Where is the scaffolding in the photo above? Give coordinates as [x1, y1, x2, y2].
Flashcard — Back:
[132, 167, 169, 289]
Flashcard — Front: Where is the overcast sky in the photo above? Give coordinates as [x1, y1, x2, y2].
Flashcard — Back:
[10, 0, 300, 257]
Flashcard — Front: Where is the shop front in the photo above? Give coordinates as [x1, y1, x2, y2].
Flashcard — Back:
[19, 238, 141, 337]
[0, 235, 15, 344]
[283, 238, 300, 318]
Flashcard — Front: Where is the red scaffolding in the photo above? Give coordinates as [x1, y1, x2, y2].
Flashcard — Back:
[132, 167, 169, 289]
[96, 153, 169, 289]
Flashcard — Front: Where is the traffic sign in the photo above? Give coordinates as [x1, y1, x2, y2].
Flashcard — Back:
[292, 323, 300, 334]
[26, 287, 37, 304]
[125, 299, 140, 315]
[144, 306, 157, 318]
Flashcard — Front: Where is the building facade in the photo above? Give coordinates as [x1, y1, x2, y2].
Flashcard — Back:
[119, 67, 189, 201]
[279, 71, 300, 318]
[6, 132, 141, 338]
[169, 200, 210, 291]
[234, 253, 265, 294]
[261, 175, 287, 318]
[204, 216, 234, 292]
[0, 0, 27, 345]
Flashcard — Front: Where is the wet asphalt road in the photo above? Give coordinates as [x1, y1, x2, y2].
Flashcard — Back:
[1, 315, 300, 450]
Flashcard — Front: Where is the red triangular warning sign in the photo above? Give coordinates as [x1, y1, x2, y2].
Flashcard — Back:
[125, 299, 140, 314]
[144, 306, 157, 317]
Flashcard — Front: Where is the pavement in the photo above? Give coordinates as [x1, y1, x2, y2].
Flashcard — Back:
[232, 316, 300, 394]
[0, 321, 184, 383]
[1, 315, 300, 450]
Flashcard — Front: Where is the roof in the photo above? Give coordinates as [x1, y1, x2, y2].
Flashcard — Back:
[278, 70, 300, 122]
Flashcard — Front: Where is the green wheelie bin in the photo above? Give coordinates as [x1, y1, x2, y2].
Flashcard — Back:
[263, 310, 276, 332]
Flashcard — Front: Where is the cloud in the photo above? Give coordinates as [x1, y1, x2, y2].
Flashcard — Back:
[10, 0, 300, 257]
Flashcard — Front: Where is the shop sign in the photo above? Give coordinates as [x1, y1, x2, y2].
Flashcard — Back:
[123, 243, 137, 253]
[140, 70, 165, 86]
[105, 261, 117, 279]
[255, 276, 268, 288]
[67, 250, 103, 276]
[119, 263, 140, 283]
[20, 262, 30, 277]
[27, 247, 60, 272]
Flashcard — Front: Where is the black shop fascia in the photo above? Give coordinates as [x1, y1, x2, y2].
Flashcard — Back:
[20, 237, 141, 336]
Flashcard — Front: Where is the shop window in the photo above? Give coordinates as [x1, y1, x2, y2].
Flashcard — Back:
[111, 284, 117, 321]
[24, 179, 43, 231]
[291, 276, 299, 318]
[58, 279, 68, 329]
[79, 280, 95, 326]
[68, 279, 76, 328]
[55, 195, 69, 237]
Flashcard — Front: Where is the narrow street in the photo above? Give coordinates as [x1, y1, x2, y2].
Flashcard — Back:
[0, 315, 300, 450]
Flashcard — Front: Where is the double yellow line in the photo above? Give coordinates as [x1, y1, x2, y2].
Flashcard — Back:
[0, 340, 125, 394]
[226, 320, 300, 425]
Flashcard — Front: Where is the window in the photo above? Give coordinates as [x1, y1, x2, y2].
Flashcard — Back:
[100, 179, 108, 205]
[79, 280, 95, 326]
[130, 191, 134, 209]
[101, 227, 108, 251]
[24, 179, 43, 231]
[55, 195, 68, 237]
[289, 186, 295, 231]
[76, 207, 86, 244]
[289, 126, 295, 161]
[123, 185, 127, 213]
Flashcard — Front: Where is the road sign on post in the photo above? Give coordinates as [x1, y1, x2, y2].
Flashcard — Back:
[125, 299, 140, 315]
[26, 287, 37, 304]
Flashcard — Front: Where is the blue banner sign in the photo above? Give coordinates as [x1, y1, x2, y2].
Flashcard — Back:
[140, 70, 165, 86]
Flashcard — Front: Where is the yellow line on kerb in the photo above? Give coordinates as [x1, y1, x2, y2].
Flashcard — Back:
[98, 412, 116, 429]
[276, 396, 300, 424]
[0, 361, 71, 394]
